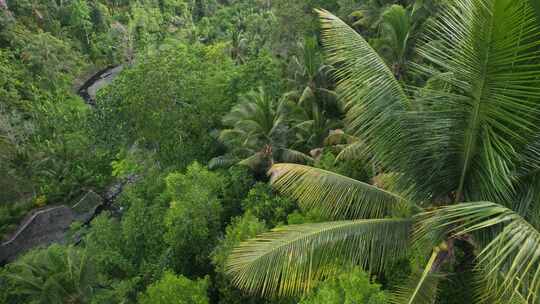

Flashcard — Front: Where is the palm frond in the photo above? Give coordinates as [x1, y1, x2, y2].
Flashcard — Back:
[298, 86, 315, 108]
[226, 219, 412, 297]
[323, 130, 358, 146]
[518, 135, 540, 177]
[208, 155, 238, 170]
[269, 163, 407, 219]
[412, 0, 540, 202]
[279, 148, 313, 164]
[390, 249, 443, 304]
[317, 9, 410, 172]
[417, 202, 540, 302]
[218, 129, 246, 144]
[238, 152, 271, 172]
[529, 0, 540, 25]
[475, 270, 529, 304]
[378, 4, 412, 68]
[335, 141, 368, 162]
[315, 88, 338, 105]
[506, 170, 540, 228]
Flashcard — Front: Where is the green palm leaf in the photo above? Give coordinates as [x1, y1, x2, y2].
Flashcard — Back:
[208, 155, 238, 170]
[518, 135, 540, 177]
[317, 9, 410, 171]
[417, 202, 540, 302]
[279, 148, 314, 164]
[225, 219, 412, 297]
[376, 4, 413, 78]
[413, 0, 540, 202]
[269, 163, 407, 219]
[335, 141, 367, 162]
[475, 271, 530, 304]
[323, 130, 358, 146]
[238, 153, 271, 171]
[529, 0, 540, 25]
[390, 249, 443, 304]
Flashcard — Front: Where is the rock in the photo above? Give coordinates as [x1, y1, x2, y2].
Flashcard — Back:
[76, 65, 123, 105]
[0, 191, 103, 264]
[86, 66, 124, 101]
[0, 206, 75, 263]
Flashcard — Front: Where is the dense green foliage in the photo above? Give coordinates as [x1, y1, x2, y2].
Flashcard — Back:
[138, 272, 209, 304]
[299, 268, 389, 304]
[226, 1, 540, 304]
[164, 163, 224, 276]
[1, 0, 539, 304]
[2, 245, 99, 303]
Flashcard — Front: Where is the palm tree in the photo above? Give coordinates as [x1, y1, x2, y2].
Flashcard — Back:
[229, 29, 248, 64]
[285, 37, 342, 151]
[3, 245, 98, 304]
[210, 88, 312, 173]
[371, 4, 414, 80]
[347, 1, 442, 81]
[287, 37, 339, 110]
[345, 0, 390, 35]
[225, 1, 540, 303]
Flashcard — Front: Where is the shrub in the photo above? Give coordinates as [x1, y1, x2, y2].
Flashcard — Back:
[138, 272, 209, 304]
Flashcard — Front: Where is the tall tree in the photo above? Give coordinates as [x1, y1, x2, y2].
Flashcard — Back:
[225, 1, 540, 303]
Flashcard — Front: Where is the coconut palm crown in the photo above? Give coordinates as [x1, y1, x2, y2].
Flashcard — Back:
[225, 1, 540, 303]
[210, 87, 313, 173]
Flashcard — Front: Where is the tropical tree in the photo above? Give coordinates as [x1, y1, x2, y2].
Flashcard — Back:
[138, 272, 209, 304]
[344, 0, 395, 35]
[225, 1, 540, 303]
[2, 245, 99, 304]
[343, 1, 442, 81]
[286, 37, 335, 106]
[371, 4, 414, 80]
[299, 267, 389, 304]
[210, 88, 313, 173]
[286, 36, 341, 150]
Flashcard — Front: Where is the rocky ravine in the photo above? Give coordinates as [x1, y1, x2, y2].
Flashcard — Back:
[0, 67, 128, 265]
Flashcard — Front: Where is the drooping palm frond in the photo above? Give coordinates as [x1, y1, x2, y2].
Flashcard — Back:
[268, 163, 407, 219]
[279, 148, 313, 164]
[317, 9, 410, 173]
[411, 0, 540, 202]
[225, 219, 412, 297]
[336, 141, 366, 162]
[417, 202, 540, 302]
[238, 152, 272, 172]
[297, 86, 315, 108]
[208, 155, 238, 170]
